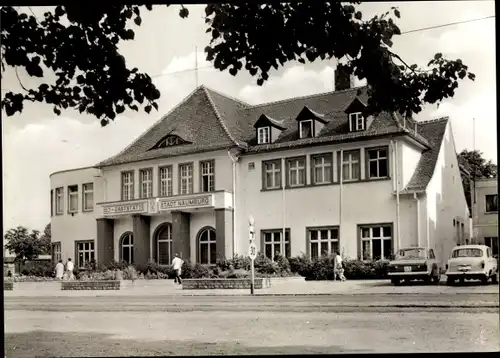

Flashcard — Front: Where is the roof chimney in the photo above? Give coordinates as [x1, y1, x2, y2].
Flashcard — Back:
[334, 64, 351, 91]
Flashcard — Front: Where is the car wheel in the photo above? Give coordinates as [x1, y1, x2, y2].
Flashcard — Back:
[491, 273, 498, 284]
[480, 275, 489, 285]
[423, 275, 431, 285]
[446, 277, 454, 286]
[391, 278, 400, 286]
[459, 277, 465, 285]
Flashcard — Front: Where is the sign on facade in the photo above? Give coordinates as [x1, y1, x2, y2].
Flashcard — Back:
[249, 243, 257, 260]
[159, 195, 213, 211]
[103, 202, 146, 216]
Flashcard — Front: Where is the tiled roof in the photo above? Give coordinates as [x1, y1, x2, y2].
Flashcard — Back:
[400, 117, 449, 193]
[96, 85, 446, 191]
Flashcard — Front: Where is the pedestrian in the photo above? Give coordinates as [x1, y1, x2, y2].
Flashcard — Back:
[66, 258, 74, 280]
[335, 251, 346, 282]
[171, 253, 183, 285]
[7, 270, 12, 278]
[55, 260, 64, 280]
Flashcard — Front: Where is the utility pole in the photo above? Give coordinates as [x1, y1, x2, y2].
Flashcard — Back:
[472, 118, 476, 244]
[195, 46, 199, 88]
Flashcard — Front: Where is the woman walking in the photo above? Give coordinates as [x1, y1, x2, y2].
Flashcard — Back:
[335, 251, 346, 282]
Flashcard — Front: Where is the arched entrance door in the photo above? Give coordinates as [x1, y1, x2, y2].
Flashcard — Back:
[197, 227, 216, 265]
[154, 223, 172, 265]
[120, 232, 134, 264]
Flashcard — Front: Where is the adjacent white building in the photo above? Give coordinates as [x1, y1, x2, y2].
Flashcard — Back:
[49, 81, 470, 269]
[471, 177, 498, 256]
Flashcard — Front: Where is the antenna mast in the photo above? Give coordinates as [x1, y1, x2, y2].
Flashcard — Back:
[195, 46, 199, 88]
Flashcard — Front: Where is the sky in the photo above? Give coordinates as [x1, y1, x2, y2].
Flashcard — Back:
[2, 2, 497, 234]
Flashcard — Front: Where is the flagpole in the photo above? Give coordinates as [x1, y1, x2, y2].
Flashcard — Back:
[195, 46, 199, 88]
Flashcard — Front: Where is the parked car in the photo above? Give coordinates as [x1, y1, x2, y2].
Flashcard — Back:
[445, 245, 498, 285]
[387, 247, 441, 285]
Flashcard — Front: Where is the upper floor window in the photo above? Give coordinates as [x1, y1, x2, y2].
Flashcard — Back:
[55, 187, 64, 215]
[349, 112, 364, 131]
[286, 157, 306, 187]
[159, 166, 173, 197]
[366, 147, 389, 179]
[82, 183, 94, 212]
[299, 120, 313, 139]
[341, 150, 360, 181]
[262, 159, 282, 190]
[257, 127, 270, 144]
[50, 189, 54, 217]
[311, 153, 333, 185]
[485, 194, 498, 212]
[200, 160, 215, 192]
[121, 171, 134, 201]
[68, 185, 78, 213]
[179, 163, 194, 195]
[139, 168, 153, 199]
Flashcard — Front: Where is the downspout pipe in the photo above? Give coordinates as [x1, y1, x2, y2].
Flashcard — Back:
[414, 192, 421, 247]
[227, 149, 240, 257]
[282, 157, 286, 256]
[390, 140, 401, 253]
[339, 149, 343, 259]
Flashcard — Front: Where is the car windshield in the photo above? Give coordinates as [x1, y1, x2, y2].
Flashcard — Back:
[452, 248, 483, 258]
[396, 248, 427, 260]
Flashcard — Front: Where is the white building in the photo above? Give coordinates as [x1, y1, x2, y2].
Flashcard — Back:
[49, 82, 470, 269]
[471, 177, 498, 256]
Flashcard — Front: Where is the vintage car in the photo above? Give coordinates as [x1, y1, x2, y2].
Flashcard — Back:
[445, 245, 498, 285]
[387, 247, 441, 285]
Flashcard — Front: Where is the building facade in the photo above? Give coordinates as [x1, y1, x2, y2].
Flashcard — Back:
[49, 83, 470, 269]
[471, 178, 498, 256]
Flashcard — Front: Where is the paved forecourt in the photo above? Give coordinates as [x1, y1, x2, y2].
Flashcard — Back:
[4, 278, 499, 298]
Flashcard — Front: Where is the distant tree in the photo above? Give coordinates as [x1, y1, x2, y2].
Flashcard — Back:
[1, 3, 474, 125]
[40, 223, 52, 255]
[4, 226, 49, 262]
[457, 149, 497, 213]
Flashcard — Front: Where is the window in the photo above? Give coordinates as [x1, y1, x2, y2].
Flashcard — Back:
[198, 227, 216, 265]
[262, 160, 282, 190]
[262, 229, 290, 261]
[179, 163, 193, 195]
[52, 242, 61, 262]
[120, 232, 134, 264]
[341, 150, 360, 181]
[139, 168, 153, 199]
[258, 127, 270, 144]
[82, 183, 94, 211]
[55, 187, 64, 215]
[76, 240, 95, 269]
[308, 227, 339, 260]
[68, 185, 78, 213]
[349, 112, 365, 131]
[152, 135, 188, 149]
[159, 166, 173, 197]
[485, 194, 498, 212]
[50, 190, 54, 217]
[366, 147, 389, 179]
[200, 160, 215, 192]
[299, 120, 313, 139]
[286, 157, 306, 187]
[485, 237, 499, 257]
[360, 225, 393, 260]
[155, 224, 172, 265]
[121, 171, 134, 200]
[311, 153, 333, 185]
[452, 248, 482, 258]
[429, 249, 436, 259]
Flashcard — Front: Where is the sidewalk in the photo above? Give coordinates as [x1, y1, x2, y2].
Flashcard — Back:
[4, 278, 499, 297]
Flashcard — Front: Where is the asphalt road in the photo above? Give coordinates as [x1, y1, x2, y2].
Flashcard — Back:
[4, 293, 499, 313]
[5, 309, 499, 356]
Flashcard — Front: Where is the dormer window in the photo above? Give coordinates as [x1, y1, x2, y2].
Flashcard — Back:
[149, 134, 190, 150]
[299, 120, 313, 139]
[257, 127, 270, 144]
[349, 112, 364, 131]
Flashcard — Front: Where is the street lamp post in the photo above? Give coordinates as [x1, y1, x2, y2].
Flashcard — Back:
[248, 216, 256, 295]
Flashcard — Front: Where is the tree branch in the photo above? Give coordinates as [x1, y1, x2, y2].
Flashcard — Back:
[15, 67, 29, 92]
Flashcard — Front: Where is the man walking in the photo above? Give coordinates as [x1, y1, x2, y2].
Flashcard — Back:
[55, 260, 64, 280]
[66, 258, 74, 280]
[171, 253, 183, 285]
[335, 251, 346, 282]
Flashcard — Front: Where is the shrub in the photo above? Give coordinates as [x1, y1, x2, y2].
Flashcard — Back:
[254, 252, 279, 275]
[20, 261, 53, 277]
[274, 253, 291, 274]
[102, 260, 129, 271]
[289, 253, 312, 276]
[343, 259, 389, 280]
[79, 270, 117, 281]
[180, 260, 193, 279]
[122, 266, 139, 281]
[192, 263, 211, 278]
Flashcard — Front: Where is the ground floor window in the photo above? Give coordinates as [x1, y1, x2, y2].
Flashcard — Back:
[262, 229, 290, 261]
[52, 242, 61, 262]
[198, 227, 216, 265]
[155, 223, 172, 265]
[120, 232, 134, 264]
[308, 227, 339, 260]
[75, 240, 95, 269]
[485, 237, 499, 257]
[360, 224, 393, 260]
